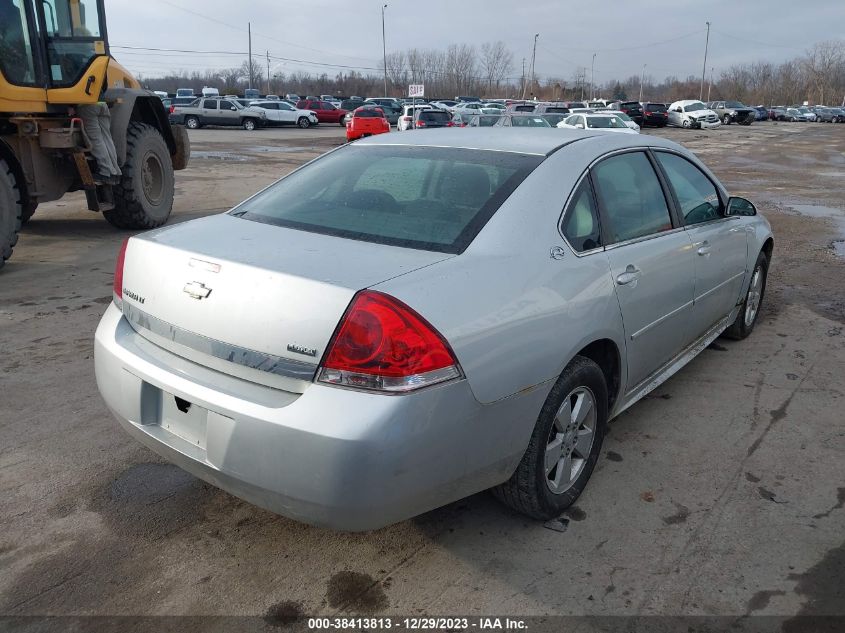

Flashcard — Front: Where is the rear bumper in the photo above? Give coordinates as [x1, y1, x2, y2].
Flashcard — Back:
[94, 304, 534, 531]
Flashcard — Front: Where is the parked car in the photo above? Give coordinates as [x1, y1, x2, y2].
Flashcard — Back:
[346, 106, 391, 141]
[558, 113, 638, 134]
[753, 106, 769, 121]
[817, 107, 845, 123]
[264, 95, 280, 101]
[707, 101, 756, 125]
[455, 95, 481, 102]
[467, 114, 504, 127]
[602, 110, 640, 132]
[607, 101, 644, 125]
[413, 109, 455, 129]
[96, 128, 773, 531]
[363, 99, 401, 126]
[539, 113, 568, 127]
[493, 114, 552, 127]
[170, 97, 267, 130]
[642, 102, 669, 127]
[667, 101, 721, 129]
[481, 102, 506, 110]
[398, 104, 433, 131]
[430, 100, 458, 110]
[536, 104, 572, 115]
[507, 102, 539, 113]
[249, 100, 319, 128]
[175, 88, 194, 98]
[340, 98, 365, 113]
[795, 107, 817, 122]
[768, 107, 789, 121]
[453, 102, 490, 117]
[295, 99, 348, 126]
[785, 108, 808, 122]
[285, 93, 301, 102]
[172, 96, 197, 108]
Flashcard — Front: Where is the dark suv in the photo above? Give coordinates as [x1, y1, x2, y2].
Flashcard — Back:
[642, 102, 668, 127]
[413, 109, 454, 129]
[608, 101, 644, 125]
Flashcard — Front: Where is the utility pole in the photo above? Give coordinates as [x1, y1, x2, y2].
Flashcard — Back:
[590, 53, 596, 100]
[707, 66, 714, 102]
[639, 63, 647, 103]
[699, 21, 710, 101]
[381, 4, 388, 97]
[520, 57, 526, 99]
[528, 33, 539, 100]
[248, 22, 253, 90]
[266, 51, 270, 94]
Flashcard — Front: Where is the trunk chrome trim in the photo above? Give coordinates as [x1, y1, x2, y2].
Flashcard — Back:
[121, 303, 318, 381]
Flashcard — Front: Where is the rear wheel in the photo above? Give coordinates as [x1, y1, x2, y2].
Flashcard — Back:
[242, 118, 257, 131]
[724, 251, 769, 340]
[104, 122, 174, 230]
[185, 116, 200, 130]
[297, 117, 311, 129]
[493, 356, 608, 520]
[0, 157, 22, 271]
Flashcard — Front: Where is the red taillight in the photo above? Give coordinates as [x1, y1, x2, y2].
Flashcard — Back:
[113, 238, 128, 306]
[318, 290, 461, 392]
[169, 105, 175, 114]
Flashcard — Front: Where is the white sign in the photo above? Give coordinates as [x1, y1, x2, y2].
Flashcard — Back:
[408, 84, 425, 98]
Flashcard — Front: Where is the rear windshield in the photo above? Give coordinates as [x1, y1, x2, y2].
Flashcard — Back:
[514, 105, 536, 112]
[419, 111, 451, 122]
[233, 146, 543, 254]
[620, 102, 641, 109]
[645, 103, 666, 112]
[355, 109, 384, 118]
[544, 107, 570, 114]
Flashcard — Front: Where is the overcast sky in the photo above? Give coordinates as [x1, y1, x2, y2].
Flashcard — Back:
[106, 0, 845, 87]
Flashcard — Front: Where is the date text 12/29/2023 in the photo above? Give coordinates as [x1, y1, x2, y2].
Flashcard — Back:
[307, 617, 528, 630]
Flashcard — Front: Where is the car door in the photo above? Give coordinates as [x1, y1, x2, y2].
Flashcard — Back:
[653, 150, 749, 340]
[592, 151, 696, 389]
[218, 100, 240, 126]
[255, 102, 279, 124]
[277, 102, 298, 125]
[201, 99, 220, 124]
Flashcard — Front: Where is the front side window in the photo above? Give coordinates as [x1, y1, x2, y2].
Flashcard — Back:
[0, 0, 37, 85]
[233, 146, 543, 254]
[561, 178, 602, 252]
[586, 116, 627, 129]
[654, 152, 722, 225]
[220, 100, 237, 110]
[592, 152, 673, 244]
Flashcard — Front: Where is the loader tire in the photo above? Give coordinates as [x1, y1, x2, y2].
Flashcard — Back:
[0, 157, 23, 271]
[104, 122, 174, 230]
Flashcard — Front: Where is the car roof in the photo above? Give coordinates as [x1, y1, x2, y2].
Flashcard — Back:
[355, 127, 683, 156]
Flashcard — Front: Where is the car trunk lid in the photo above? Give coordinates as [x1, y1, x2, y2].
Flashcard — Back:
[119, 214, 453, 392]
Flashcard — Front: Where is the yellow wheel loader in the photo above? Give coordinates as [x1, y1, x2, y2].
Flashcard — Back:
[0, 0, 189, 269]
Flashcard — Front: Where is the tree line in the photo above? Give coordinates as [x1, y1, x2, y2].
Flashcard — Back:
[137, 40, 845, 106]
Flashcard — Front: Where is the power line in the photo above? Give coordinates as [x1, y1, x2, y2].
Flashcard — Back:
[711, 29, 805, 51]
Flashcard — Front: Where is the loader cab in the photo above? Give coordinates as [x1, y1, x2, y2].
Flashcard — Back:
[0, 0, 109, 105]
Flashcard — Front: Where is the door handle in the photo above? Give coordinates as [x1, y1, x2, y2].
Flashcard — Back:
[697, 241, 712, 256]
[616, 265, 641, 286]
[84, 75, 96, 96]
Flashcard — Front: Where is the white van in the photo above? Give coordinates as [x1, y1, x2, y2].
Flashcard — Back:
[201, 86, 220, 98]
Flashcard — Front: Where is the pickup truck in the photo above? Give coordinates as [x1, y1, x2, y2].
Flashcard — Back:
[707, 101, 756, 125]
[169, 97, 268, 130]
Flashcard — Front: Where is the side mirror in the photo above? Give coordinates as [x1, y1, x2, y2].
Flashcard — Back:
[727, 197, 757, 216]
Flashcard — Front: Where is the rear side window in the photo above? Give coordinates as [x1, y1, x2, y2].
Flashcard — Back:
[203, 100, 218, 110]
[654, 152, 722, 225]
[562, 178, 602, 252]
[235, 146, 543, 254]
[592, 152, 673, 243]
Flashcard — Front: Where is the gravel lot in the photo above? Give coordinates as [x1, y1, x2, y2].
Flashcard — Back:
[0, 121, 843, 626]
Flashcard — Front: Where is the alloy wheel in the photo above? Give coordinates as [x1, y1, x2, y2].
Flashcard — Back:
[545, 387, 597, 494]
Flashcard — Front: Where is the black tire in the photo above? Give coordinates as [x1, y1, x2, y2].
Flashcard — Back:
[0, 157, 23, 271]
[297, 117, 310, 129]
[492, 356, 609, 520]
[724, 250, 769, 340]
[185, 116, 200, 130]
[682, 119, 691, 128]
[339, 119, 346, 127]
[242, 118, 257, 131]
[723, 114, 731, 125]
[103, 122, 174, 230]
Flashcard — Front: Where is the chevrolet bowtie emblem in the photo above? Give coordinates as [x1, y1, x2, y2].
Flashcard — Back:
[183, 281, 212, 300]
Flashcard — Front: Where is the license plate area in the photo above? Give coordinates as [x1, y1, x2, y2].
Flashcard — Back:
[160, 392, 208, 449]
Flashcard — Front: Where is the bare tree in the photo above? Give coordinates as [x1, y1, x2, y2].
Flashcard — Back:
[480, 41, 513, 94]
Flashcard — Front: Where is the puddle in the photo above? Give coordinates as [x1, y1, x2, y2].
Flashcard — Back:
[787, 203, 845, 259]
[192, 150, 251, 162]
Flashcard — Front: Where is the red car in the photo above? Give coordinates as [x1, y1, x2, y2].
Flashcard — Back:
[346, 106, 390, 141]
[295, 99, 347, 125]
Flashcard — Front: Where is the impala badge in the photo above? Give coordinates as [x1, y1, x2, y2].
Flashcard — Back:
[183, 281, 212, 300]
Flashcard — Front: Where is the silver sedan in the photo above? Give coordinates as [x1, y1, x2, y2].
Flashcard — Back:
[95, 129, 773, 531]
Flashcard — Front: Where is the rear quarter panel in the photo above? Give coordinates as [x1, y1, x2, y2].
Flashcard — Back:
[373, 144, 627, 405]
